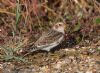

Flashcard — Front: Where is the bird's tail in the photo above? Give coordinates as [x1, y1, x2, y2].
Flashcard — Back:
[16, 44, 38, 56]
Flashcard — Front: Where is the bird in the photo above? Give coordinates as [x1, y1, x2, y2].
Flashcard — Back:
[18, 22, 67, 55]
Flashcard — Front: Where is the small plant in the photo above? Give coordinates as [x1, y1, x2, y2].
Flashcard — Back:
[0, 46, 26, 62]
[95, 18, 100, 24]
[73, 22, 81, 32]
[0, 37, 28, 63]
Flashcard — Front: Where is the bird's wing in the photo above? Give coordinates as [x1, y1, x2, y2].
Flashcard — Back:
[18, 30, 64, 54]
[34, 30, 64, 49]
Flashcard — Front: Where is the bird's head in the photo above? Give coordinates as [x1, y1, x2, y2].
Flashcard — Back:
[52, 22, 67, 34]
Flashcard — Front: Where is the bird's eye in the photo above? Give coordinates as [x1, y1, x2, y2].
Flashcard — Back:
[59, 24, 62, 26]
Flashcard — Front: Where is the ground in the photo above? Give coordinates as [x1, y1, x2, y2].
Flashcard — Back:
[0, 34, 100, 73]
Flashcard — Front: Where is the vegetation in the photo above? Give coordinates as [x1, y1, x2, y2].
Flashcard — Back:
[0, 0, 100, 65]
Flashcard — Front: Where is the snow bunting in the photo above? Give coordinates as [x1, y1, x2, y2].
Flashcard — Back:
[18, 22, 66, 55]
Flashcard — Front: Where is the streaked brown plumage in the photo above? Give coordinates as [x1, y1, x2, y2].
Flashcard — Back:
[19, 22, 66, 55]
